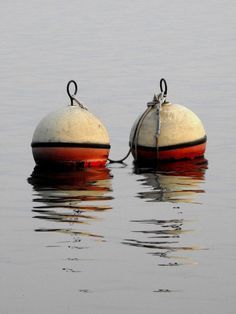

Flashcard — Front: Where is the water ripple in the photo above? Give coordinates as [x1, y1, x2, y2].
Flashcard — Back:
[28, 166, 113, 239]
[134, 157, 208, 203]
[124, 158, 208, 266]
[123, 218, 207, 264]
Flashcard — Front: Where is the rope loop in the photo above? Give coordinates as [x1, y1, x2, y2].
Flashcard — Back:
[66, 80, 87, 110]
[67, 80, 78, 106]
[160, 78, 168, 97]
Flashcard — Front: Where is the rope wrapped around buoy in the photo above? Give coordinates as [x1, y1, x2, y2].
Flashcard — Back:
[109, 78, 207, 164]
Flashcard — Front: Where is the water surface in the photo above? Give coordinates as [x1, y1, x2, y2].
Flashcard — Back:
[1, 1, 236, 313]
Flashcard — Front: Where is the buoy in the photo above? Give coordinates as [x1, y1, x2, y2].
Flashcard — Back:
[129, 79, 207, 164]
[31, 80, 110, 168]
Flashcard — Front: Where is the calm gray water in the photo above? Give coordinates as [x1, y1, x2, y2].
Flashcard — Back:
[1, 1, 236, 313]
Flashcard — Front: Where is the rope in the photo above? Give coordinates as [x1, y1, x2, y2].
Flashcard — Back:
[108, 104, 154, 164]
[108, 87, 167, 164]
[71, 95, 88, 110]
[108, 147, 132, 164]
[133, 105, 154, 160]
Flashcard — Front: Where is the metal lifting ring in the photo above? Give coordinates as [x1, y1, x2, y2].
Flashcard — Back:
[67, 80, 78, 106]
[160, 78, 167, 97]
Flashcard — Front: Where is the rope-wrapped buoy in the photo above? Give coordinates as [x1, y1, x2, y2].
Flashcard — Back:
[31, 81, 110, 168]
[129, 79, 207, 163]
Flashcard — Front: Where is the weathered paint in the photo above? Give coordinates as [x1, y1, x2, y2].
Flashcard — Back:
[32, 146, 109, 167]
[132, 142, 206, 162]
[130, 102, 206, 161]
[31, 105, 110, 167]
[32, 105, 110, 145]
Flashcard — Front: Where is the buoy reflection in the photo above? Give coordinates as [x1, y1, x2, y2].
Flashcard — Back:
[28, 166, 113, 239]
[123, 217, 204, 265]
[123, 157, 208, 266]
[134, 157, 208, 203]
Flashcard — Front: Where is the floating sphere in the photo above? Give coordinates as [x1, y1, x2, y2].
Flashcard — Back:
[31, 81, 110, 168]
[129, 80, 207, 163]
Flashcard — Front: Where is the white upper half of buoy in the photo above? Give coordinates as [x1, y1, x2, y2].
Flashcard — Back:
[32, 105, 110, 145]
[130, 102, 206, 148]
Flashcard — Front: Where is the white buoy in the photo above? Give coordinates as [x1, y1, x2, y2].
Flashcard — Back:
[129, 79, 207, 163]
[31, 80, 110, 168]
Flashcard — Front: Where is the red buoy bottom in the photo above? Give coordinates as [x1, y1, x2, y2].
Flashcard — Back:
[32, 146, 110, 168]
[132, 142, 206, 162]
